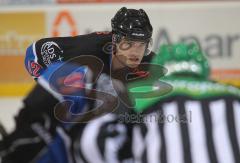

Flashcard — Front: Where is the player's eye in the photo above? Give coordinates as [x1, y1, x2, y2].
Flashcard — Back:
[139, 42, 147, 47]
[119, 41, 133, 50]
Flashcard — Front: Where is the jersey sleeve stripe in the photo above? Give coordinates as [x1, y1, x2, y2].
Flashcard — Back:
[178, 100, 192, 163]
[185, 101, 210, 163]
[233, 101, 240, 155]
[210, 100, 235, 163]
[201, 100, 218, 163]
[163, 102, 184, 163]
[33, 42, 38, 63]
[226, 99, 240, 162]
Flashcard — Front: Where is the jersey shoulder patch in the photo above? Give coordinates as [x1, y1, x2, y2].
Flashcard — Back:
[36, 39, 64, 67]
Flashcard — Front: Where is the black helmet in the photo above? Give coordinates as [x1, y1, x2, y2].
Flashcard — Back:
[111, 7, 153, 42]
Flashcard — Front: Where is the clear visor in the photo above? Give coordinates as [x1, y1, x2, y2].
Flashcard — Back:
[117, 37, 153, 55]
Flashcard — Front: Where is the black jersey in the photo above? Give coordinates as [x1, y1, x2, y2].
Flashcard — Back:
[25, 32, 154, 80]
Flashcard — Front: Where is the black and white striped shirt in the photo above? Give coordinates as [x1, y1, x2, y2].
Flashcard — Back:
[131, 95, 240, 163]
[67, 95, 240, 163]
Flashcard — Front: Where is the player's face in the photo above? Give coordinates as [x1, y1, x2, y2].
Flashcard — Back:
[115, 38, 147, 68]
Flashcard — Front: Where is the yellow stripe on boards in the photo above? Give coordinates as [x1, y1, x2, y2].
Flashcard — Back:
[0, 83, 35, 96]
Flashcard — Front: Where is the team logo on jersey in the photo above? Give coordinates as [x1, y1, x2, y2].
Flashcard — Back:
[27, 61, 43, 77]
[41, 41, 64, 66]
[102, 42, 113, 54]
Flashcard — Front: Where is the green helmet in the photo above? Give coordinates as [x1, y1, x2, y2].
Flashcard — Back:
[152, 43, 210, 79]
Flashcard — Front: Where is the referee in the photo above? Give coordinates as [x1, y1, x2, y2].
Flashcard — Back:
[128, 43, 240, 163]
